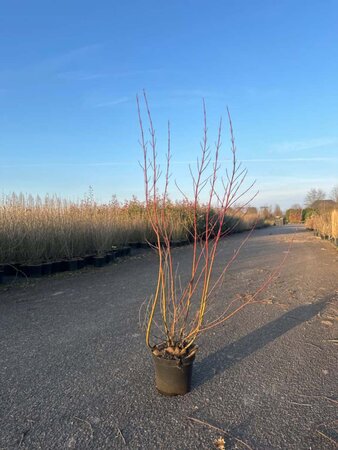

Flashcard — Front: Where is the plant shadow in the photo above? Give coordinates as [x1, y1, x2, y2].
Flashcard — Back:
[194, 298, 328, 388]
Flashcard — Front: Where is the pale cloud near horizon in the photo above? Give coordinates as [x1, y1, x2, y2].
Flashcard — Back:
[0, 161, 132, 168]
[167, 156, 338, 164]
[269, 137, 338, 153]
[243, 157, 338, 162]
[1, 156, 337, 169]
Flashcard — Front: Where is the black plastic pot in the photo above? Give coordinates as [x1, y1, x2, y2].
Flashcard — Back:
[77, 258, 85, 269]
[93, 256, 106, 267]
[122, 246, 131, 256]
[41, 262, 52, 276]
[0, 271, 4, 284]
[3, 263, 20, 276]
[60, 259, 78, 272]
[152, 353, 195, 396]
[67, 259, 79, 271]
[129, 242, 141, 249]
[21, 264, 42, 278]
[105, 252, 116, 264]
[113, 248, 123, 257]
[51, 261, 62, 273]
[84, 254, 95, 266]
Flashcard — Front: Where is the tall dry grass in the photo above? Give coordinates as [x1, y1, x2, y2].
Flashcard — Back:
[0, 192, 267, 265]
[332, 210, 338, 238]
[305, 208, 338, 239]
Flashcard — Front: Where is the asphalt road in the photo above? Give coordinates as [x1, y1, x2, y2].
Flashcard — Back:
[0, 226, 337, 450]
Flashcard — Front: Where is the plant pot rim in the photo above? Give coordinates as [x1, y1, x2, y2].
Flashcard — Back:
[152, 351, 196, 367]
[22, 263, 42, 267]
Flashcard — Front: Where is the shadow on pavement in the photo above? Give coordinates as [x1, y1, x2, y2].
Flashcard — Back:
[194, 298, 328, 388]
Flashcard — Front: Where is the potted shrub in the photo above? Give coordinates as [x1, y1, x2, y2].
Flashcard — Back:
[137, 93, 288, 395]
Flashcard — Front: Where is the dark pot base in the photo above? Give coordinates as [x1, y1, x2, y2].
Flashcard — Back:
[152, 352, 195, 396]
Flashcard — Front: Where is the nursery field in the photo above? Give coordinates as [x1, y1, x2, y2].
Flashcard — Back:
[0, 225, 337, 449]
[0, 194, 266, 267]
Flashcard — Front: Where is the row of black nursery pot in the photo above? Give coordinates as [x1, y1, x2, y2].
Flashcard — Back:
[0, 246, 132, 282]
[128, 239, 190, 249]
[0, 239, 192, 284]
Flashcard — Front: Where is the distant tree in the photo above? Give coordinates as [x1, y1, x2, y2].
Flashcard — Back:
[291, 203, 302, 210]
[286, 208, 302, 223]
[273, 204, 282, 217]
[260, 206, 272, 220]
[246, 206, 258, 214]
[304, 188, 326, 207]
[330, 185, 338, 203]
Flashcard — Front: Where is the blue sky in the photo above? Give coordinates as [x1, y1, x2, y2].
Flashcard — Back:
[0, 0, 337, 209]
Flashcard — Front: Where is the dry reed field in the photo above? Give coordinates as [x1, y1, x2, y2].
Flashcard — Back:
[0, 193, 267, 266]
[305, 208, 338, 240]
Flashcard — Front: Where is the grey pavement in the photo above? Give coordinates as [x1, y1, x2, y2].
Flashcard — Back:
[0, 226, 337, 449]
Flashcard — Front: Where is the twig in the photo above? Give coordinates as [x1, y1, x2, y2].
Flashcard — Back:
[316, 430, 338, 446]
[297, 394, 338, 405]
[187, 416, 253, 450]
[305, 341, 323, 351]
[73, 416, 94, 440]
[323, 339, 338, 344]
[289, 401, 312, 407]
[115, 427, 126, 445]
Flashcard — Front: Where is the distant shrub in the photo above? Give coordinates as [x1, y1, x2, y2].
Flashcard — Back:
[305, 208, 338, 239]
[302, 208, 316, 222]
[285, 208, 302, 223]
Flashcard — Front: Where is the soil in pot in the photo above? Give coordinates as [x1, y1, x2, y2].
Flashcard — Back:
[152, 348, 196, 396]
